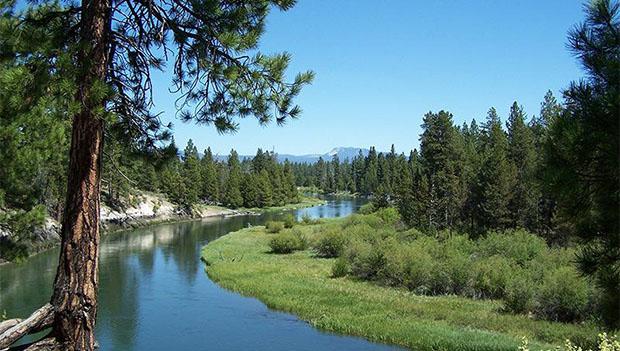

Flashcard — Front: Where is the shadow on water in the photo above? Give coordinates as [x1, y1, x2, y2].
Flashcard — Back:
[0, 197, 400, 350]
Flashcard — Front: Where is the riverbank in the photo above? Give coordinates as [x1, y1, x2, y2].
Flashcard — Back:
[201, 219, 597, 351]
[0, 193, 325, 264]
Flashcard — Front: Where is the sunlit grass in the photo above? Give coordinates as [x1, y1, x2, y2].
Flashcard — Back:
[201, 223, 597, 351]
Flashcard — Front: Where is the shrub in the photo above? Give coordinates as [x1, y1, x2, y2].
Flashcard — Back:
[478, 230, 546, 266]
[331, 256, 349, 277]
[342, 213, 384, 229]
[292, 228, 309, 250]
[357, 203, 375, 215]
[378, 240, 412, 286]
[442, 249, 474, 295]
[472, 255, 513, 299]
[403, 248, 435, 295]
[504, 270, 536, 314]
[314, 229, 347, 258]
[535, 266, 590, 322]
[269, 231, 303, 254]
[265, 221, 284, 234]
[341, 223, 393, 244]
[283, 214, 297, 228]
[300, 213, 318, 225]
[347, 240, 386, 280]
[374, 207, 401, 226]
[396, 227, 424, 242]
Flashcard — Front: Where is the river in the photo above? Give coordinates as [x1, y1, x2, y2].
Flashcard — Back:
[0, 198, 399, 350]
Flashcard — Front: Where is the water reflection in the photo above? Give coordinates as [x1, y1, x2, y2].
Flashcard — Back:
[0, 197, 398, 350]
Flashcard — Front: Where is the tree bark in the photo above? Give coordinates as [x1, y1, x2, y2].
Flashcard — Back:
[0, 304, 54, 349]
[0, 319, 21, 336]
[49, 0, 111, 349]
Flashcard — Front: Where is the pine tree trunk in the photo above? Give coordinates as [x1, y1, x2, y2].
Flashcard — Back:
[49, 0, 111, 349]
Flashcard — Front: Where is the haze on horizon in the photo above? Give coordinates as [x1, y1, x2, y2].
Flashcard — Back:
[153, 1, 585, 156]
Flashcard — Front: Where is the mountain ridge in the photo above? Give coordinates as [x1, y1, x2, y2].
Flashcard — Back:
[211, 147, 371, 163]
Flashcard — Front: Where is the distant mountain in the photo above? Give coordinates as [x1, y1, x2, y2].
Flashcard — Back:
[324, 147, 370, 161]
[275, 147, 371, 163]
[211, 147, 370, 164]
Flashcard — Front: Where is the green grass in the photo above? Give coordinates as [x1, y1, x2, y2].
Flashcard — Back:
[201, 222, 597, 351]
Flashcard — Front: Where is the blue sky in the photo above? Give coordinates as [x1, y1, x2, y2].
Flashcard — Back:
[153, 0, 585, 156]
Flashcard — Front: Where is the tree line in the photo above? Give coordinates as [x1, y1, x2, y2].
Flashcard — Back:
[157, 142, 300, 210]
[289, 94, 562, 238]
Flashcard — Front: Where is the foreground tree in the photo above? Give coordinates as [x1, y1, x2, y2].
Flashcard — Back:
[546, 0, 619, 328]
[1, 0, 312, 349]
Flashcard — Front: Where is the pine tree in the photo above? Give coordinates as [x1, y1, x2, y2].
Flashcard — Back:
[363, 147, 379, 195]
[257, 169, 274, 207]
[282, 160, 299, 202]
[159, 146, 186, 207]
[546, 0, 619, 328]
[223, 150, 243, 209]
[241, 173, 259, 208]
[532, 92, 563, 242]
[270, 168, 286, 206]
[200, 147, 219, 203]
[419, 111, 462, 230]
[352, 150, 366, 193]
[506, 102, 538, 229]
[474, 108, 513, 232]
[460, 120, 483, 231]
[331, 154, 344, 191]
[182, 139, 201, 206]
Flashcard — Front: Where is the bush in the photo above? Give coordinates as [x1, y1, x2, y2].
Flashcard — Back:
[478, 230, 546, 266]
[269, 231, 304, 254]
[442, 249, 474, 295]
[357, 203, 375, 215]
[292, 228, 309, 250]
[374, 207, 401, 226]
[346, 239, 386, 280]
[378, 239, 413, 286]
[314, 229, 348, 258]
[504, 270, 536, 314]
[342, 213, 384, 229]
[265, 221, 284, 234]
[300, 213, 318, 225]
[396, 227, 424, 242]
[403, 247, 435, 295]
[331, 256, 349, 277]
[535, 266, 590, 322]
[283, 214, 297, 228]
[472, 255, 513, 299]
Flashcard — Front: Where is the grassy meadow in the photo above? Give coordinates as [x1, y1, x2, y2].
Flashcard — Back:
[201, 213, 599, 351]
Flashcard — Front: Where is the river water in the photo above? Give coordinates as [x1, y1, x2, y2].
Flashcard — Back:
[0, 198, 399, 350]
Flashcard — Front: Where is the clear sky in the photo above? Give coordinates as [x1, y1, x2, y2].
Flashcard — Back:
[153, 0, 586, 156]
